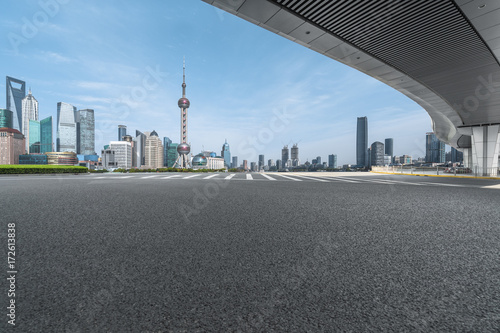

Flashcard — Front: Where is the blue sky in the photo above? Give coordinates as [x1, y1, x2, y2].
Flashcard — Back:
[1, 0, 434, 165]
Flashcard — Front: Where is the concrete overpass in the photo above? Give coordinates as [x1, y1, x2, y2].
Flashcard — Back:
[202, 0, 500, 175]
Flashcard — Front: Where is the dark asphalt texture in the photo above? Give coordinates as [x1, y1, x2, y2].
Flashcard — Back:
[1, 172, 500, 332]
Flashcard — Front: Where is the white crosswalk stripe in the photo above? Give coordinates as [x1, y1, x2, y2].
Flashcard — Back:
[275, 174, 302, 181]
[225, 174, 236, 180]
[292, 175, 330, 182]
[246, 174, 253, 180]
[141, 175, 159, 179]
[183, 174, 201, 179]
[116, 176, 133, 179]
[162, 175, 181, 179]
[261, 174, 276, 180]
[203, 174, 219, 179]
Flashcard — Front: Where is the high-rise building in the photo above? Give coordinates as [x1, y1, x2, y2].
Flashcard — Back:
[145, 130, 164, 168]
[268, 159, 274, 167]
[76, 109, 95, 155]
[174, 59, 191, 168]
[276, 159, 282, 170]
[370, 141, 385, 166]
[425, 132, 445, 163]
[451, 147, 464, 163]
[6, 76, 26, 133]
[316, 156, 322, 165]
[0, 109, 14, 128]
[118, 125, 127, 141]
[328, 154, 337, 168]
[21, 89, 38, 152]
[166, 143, 179, 167]
[133, 130, 146, 167]
[40, 117, 53, 153]
[356, 116, 368, 166]
[385, 138, 394, 157]
[232, 156, 238, 169]
[250, 162, 257, 172]
[56, 102, 77, 152]
[243, 160, 248, 170]
[163, 137, 172, 167]
[291, 144, 299, 166]
[0, 127, 25, 164]
[281, 145, 289, 167]
[28, 119, 40, 153]
[109, 141, 132, 169]
[258, 154, 264, 170]
[221, 139, 231, 168]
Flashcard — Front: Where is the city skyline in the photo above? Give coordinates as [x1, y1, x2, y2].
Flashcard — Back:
[2, 1, 433, 165]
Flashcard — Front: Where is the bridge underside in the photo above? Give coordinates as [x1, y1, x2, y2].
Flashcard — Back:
[203, 0, 500, 175]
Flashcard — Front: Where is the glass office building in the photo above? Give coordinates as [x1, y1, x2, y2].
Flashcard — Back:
[385, 138, 394, 157]
[356, 116, 368, 167]
[166, 143, 179, 167]
[6, 76, 26, 132]
[163, 137, 172, 167]
[118, 125, 127, 141]
[76, 109, 95, 155]
[21, 89, 39, 152]
[370, 141, 385, 166]
[27, 116, 52, 153]
[57, 102, 77, 152]
[221, 139, 231, 168]
[425, 132, 445, 163]
[0, 109, 13, 128]
[28, 119, 41, 153]
[328, 154, 337, 168]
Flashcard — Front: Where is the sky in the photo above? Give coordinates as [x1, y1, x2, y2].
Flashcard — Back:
[0, 0, 435, 165]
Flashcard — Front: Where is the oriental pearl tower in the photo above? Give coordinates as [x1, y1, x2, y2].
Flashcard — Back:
[174, 58, 191, 168]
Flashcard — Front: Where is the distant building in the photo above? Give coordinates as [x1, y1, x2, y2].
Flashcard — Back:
[250, 161, 257, 171]
[281, 145, 289, 167]
[451, 147, 463, 163]
[316, 156, 322, 165]
[258, 154, 264, 170]
[221, 139, 231, 168]
[276, 159, 282, 170]
[268, 159, 274, 167]
[28, 116, 53, 154]
[384, 155, 392, 165]
[328, 154, 337, 168]
[291, 144, 299, 166]
[356, 116, 368, 167]
[56, 102, 77, 152]
[109, 141, 132, 169]
[243, 159, 248, 170]
[207, 155, 225, 169]
[232, 156, 238, 169]
[166, 143, 179, 168]
[0, 127, 25, 164]
[101, 149, 117, 169]
[370, 141, 384, 166]
[0, 109, 14, 128]
[385, 138, 393, 157]
[76, 109, 95, 155]
[19, 153, 47, 165]
[425, 132, 445, 163]
[6, 76, 26, 132]
[163, 137, 172, 167]
[400, 155, 412, 165]
[144, 131, 163, 168]
[21, 89, 38, 152]
[118, 125, 127, 141]
[46, 151, 78, 165]
[133, 130, 146, 167]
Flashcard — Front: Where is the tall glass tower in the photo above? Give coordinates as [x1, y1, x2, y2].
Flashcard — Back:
[0, 109, 14, 128]
[6, 76, 26, 133]
[425, 132, 445, 163]
[118, 125, 127, 141]
[57, 102, 77, 152]
[76, 109, 95, 155]
[22, 88, 39, 151]
[281, 145, 289, 167]
[356, 116, 368, 167]
[291, 144, 299, 166]
[27, 116, 53, 153]
[221, 139, 231, 168]
[385, 138, 394, 157]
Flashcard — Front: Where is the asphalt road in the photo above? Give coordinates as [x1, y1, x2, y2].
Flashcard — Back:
[1, 172, 500, 332]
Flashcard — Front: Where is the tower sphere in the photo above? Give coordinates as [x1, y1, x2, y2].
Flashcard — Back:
[177, 143, 190, 155]
[178, 97, 190, 109]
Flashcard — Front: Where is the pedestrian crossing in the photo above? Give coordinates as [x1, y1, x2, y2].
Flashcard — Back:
[86, 173, 493, 188]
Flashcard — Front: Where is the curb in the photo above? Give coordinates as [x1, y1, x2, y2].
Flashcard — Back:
[370, 171, 500, 180]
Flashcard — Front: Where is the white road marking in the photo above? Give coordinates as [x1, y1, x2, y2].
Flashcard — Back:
[141, 175, 159, 179]
[225, 174, 236, 180]
[162, 175, 181, 179]
[203, 174, 219, 179]
[246, 174, 253, 180]
[261, 174, 276, 180]
[276, 174, 302, 181]
[183, 174, 201, 179]
[482, 184, 500, 189]
[292, 175, 330, 182]
[116, 176, 133, 179]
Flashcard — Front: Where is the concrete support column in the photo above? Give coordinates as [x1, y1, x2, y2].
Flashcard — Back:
[471, 125, 500, 176]
[462, 148, 472, 169]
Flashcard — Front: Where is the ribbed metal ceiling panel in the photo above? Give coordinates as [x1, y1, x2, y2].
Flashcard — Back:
[270, 0, 500, 126]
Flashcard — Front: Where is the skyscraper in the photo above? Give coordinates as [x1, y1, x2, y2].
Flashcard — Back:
[163, 137, 172, 167]
[291, 144, 299, 166]
[6, 76, 26, 133]
[328, 154, 337, 168]
[21, 89, 38, 152]
[56, 102, 77, 152]
[0, 109, 14, 128]
[145, 130, 164, 168]
[40, 116, 53, 153]
[425, 132, 445, 163]
[356, 116, 368, 167]
[109, 141, 132, 169]
[451, 147, 464, 163]
[232, 156, 238, 169]
[133, 130, 146, 167]
[221, 139, 231, 168]
[258, 154, 264, 170]
[370, 141, 385, 166]
[27, 116, 52, 153]
[385, 138, 394, 157]
[76, 109, 95, 155]
[118, 125, 127, 141]
[166, 143, 179, 168]
[281, 145, 289, 167]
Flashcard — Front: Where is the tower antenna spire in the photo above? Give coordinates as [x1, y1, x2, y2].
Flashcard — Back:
[182, 56, 186, 97]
